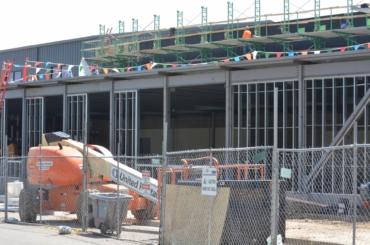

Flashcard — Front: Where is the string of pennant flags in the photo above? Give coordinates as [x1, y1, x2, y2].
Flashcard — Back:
[6, 42, 370, 83]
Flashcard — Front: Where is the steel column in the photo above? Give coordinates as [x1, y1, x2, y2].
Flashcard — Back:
[109, 81, 115, 154]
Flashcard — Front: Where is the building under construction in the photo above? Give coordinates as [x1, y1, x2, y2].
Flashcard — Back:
[1, 1, 370, 194]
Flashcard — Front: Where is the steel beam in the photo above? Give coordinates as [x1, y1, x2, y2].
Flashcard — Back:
[306, 87, 370, 189]
[109, 81, 115, 154]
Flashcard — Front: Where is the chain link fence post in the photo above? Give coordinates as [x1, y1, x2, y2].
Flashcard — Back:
[352, 123, 358, 245]
[116, 143, 121, 239]
[38, 143, 43, 223]
[159, 122, 168, 245]
[82, 124, 88, 232]
[270, 87, 279, 245]
[4, 135, 8, 222]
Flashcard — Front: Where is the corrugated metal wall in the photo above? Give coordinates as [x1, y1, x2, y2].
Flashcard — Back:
[0, 36, 97, 80]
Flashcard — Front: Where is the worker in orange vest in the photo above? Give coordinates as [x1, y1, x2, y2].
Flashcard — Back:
[241, 26, 253, 53]
[242, 26, 252, 39]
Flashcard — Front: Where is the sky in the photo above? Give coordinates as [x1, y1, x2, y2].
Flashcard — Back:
[0, 0, 366, 51]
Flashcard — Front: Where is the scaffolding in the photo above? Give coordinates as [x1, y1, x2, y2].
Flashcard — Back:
[82, 3, 370, 68]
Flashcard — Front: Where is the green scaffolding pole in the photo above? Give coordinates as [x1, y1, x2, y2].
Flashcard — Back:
[201, 6, 208, 43]
[130, 19, 139, 53]
[98, 24, 106, 57]
[254, 0, 261, 37]
[281, 0, 290, 34]
[153, 15, 161, 49]
[347, 0, 354, 28]
[176, 11, 185, 45]
[314, 0, 321, 32]
[226, 1, 234, 40]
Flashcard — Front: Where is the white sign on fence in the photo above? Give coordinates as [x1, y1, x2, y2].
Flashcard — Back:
[201, 167, 217, 196]
[280, 168, 292, 179]
[142, 170, 151, 195]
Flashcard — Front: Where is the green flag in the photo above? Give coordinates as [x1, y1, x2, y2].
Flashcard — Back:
[265, 52, 270, 58]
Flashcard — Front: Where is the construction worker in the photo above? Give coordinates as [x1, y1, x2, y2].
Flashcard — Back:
[242, 26, 252, 39]
[241, 26, 253, 53]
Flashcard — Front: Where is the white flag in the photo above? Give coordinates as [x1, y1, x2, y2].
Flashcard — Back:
[112, 68, 119, 73]
[35, 68, 41, 74]
[79, 57, 92, 76]
[252, 51, 258, 59]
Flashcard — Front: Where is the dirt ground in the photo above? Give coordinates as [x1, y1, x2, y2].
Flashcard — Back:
[286, 219, 370, 245]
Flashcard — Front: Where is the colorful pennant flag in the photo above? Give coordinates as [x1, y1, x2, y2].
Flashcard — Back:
[252, 51, 258, 59]
[264, 52, 270, 58]
[172, 64, 177, 68]
[314, 51, 321, 54]
[35, 68, 41, 74]
[340, 47, 346, 52]
[246, 54, 252, 60]
[354, 45, 360, 50]
[288, 52, 295, 57]
[137, 66, 142, 71]
[112, 68, 119, 73]
[34, 62, 41, 67]
[103, 68, 108, 74]
[45, 74, 50, 80]
[234, 57, 240, 61]
[276, 52, 282, 58]
[301, 52, 308, 55]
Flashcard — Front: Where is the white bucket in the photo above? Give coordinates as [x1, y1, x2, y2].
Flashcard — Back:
[7, 181, 23, 199]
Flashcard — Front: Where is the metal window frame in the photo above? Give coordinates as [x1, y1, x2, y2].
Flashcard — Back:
[25, 97, 44, 149]
[113, 90, 138, 158]
[66, 93, 88, 142]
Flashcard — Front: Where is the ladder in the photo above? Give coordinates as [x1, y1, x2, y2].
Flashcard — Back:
[0, 60, 14, 114]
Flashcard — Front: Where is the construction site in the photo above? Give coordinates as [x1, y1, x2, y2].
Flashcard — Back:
[1, 1, 370, 244]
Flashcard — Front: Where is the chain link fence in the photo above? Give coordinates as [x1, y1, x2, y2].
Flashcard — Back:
[2, 144, 370, 244]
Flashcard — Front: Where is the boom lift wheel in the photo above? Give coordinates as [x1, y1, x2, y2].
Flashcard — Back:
[19, 189, 38, 223]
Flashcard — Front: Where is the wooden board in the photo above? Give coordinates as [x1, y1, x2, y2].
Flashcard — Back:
[164, 185, 230, 245]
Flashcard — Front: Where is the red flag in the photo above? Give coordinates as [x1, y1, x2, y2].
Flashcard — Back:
[276, 52, 282, 58]
[22, 57, 29, 82]
[127, 67, 131, 72]
[223, 59, 230, 62]
[34, 62, 41, 67]
[340, 47, 346, 52]
[45, 74, 50, 80]
[368, 43, 370, 49]
[172, 64, 177, 68]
